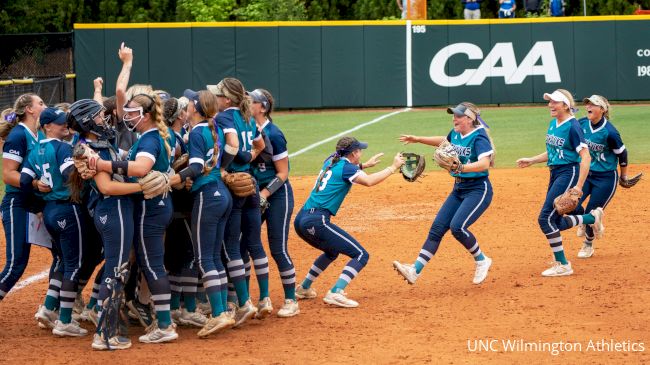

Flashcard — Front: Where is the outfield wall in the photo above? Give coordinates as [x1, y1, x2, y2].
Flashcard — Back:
[74, 17, 650, 108]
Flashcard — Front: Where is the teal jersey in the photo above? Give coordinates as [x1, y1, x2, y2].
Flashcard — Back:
[252, 119, 290, 187]
[545, 117, 586, 166]
[167, 126, 177, 165]
[37, 129, 46, 140]
[127, 128, 171, 182]
[579, 117, 625, 172]
[304, 158, 361, 216]
[447, 127, 493, 179]
[216, 108, 260, 173]
[22, 138, 74, 201]
[188, 122, 225, 192]
[3, 123, 38, 194]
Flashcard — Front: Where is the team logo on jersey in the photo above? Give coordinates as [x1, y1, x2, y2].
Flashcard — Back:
[8, 149, 20, 156]
[88, 208, 94, 217]
[452, 144, 471, 157]
[99, 215, 108, 225]
[307, 227, 316, 236]
[158, 200, 165, 206]
[57, 219, 66, 229]
[545, 134, 565, 147]
[214, 190, 221, 197]
[586, 139, 605, 152]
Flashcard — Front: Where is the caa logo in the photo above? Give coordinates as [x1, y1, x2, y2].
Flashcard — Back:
[429, 41, 561, 87]
[8, 149, 20, 156]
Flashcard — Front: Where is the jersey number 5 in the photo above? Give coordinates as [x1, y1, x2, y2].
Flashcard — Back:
[41, 163, 53, 188]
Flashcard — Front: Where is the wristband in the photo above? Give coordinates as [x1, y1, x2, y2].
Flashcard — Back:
[111, 160, 129, 176]
[265, 176, 285, 196]
[359, 163, 363, 170]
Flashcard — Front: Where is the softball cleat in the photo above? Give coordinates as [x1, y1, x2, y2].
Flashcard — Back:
[139, 322, 179, 344]
[52, 320, 88, 337]
[197, 312, 235, 338]
[295, 285, 317, 300]
[576, 224, 585, 237]
[277, 299, 300, 318]
[126, 299, 155, 328]
[178, 308, 208, 327]
[91, 333, 132, 351]
[35, 305, 58, 329]
[590, 207, 605, 239]
[472, 256, 492, 284]
[323, 290, 358, 308]
[392, 261, 419, 284]
[255, 297, 273, 320]
[541, 261, 574, 277]
[577, 243, 594, 259]
[233, 299, 258, 328]
[81, 306, 99, 327]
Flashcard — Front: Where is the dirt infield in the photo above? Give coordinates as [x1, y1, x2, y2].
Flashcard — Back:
[0, 166, 648, 364]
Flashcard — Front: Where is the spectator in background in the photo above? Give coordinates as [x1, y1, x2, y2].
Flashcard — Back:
[549, 0, 565, 16]
[498, 0, 516, 18]
[462, 0, 482, 19]
[524, 0, 541, 15]
[397, 0, 406, 19]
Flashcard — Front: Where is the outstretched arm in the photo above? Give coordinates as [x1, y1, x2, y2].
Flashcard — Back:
[115, 42, 133, 120]
[399, 135, 446, 147]
[353, 153, 405, 187]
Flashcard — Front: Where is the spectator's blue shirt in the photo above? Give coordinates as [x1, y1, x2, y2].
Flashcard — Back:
[462, 0, 481, 11]
[500, 0, 515, 10]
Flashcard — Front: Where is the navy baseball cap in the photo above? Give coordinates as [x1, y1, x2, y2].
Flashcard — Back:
[338, 137, 368, 155]
[40, 107, 67, 126]
[183, 89, 206, 118]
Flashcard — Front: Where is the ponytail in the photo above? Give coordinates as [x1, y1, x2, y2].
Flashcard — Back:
[0, 93, 37, 140]
[462, 101, 496, 167]
[204, 118, 220, 175]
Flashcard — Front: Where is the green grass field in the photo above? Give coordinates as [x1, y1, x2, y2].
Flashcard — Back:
[274, 105, 650, 176]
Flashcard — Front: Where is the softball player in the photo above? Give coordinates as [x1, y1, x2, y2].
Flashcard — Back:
[66, 98, 138, 350]
[209, 78, 268, 326]
[574, 95, 634, 258]
[163, 96, 207, 328]
[393, 102, 495, 285]
[294, 137, 404, 308]
[249, 89, 299, 318]
[171, 89, 234, 337]
[0, 93, 45, 302]
[517, 89, 603, 277]
[92, 92, 178, 343]
[19, 107, 87, 337]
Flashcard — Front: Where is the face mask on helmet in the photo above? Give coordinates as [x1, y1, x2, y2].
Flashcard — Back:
[123, 105, 145, 132]
[69, 99, 113, 140]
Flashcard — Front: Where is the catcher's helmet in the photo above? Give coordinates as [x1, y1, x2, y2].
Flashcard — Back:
[68, 99, 115, 140]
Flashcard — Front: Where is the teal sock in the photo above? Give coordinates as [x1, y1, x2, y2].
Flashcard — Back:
[170, 293, 181, 310]
[207, 291, 223, 316]
[44, 295, 58, 311]
[156, 310, 172, 329]
[86, 297, 97, 309]
[553, 250, 568, 265]
[331, 278, 349, 293]
[59, 307, 72, 323]
[234, 281, 249, 306]
[183, 294, 197, 312]
[474, 253, 485, 262]
[220, 289, 228, 312]
[582, 214, 595, 225]
[258, 278, 269, 301]
[414, 261, 424, 274]
[284, 286, 296, 301]
[301, 278, 313, 289]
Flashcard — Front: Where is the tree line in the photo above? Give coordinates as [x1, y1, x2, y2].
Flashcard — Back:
[1, 0, 648, 34]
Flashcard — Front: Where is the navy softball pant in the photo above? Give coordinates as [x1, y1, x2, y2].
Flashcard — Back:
[574, 169, 618, 239]
[0, 192, 31, 299]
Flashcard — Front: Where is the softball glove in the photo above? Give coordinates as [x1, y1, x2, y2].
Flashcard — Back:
[553, 187, 583, 215]
[619, 172, 642, 188]
[400, 153, 425, 182]
[223, 172, 256, 198]
[138, 170, 171, 199]
[434, 141, 461, 173]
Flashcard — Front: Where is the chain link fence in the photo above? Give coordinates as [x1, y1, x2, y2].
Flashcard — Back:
[0, 32, 74, 110]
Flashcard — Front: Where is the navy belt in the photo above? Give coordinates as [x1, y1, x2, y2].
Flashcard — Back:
[454, 176, 482, 184]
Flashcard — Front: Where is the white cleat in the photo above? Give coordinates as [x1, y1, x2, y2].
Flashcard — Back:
[541, 261, 574, 277]
[277, 299, 300, 318]
[323, 290, 359, 308]
[576, 224, 585, 237]
[295, 285, 317, 300]
[35, 305, 58, 329]
[52, 320, 88, 337]
[590, 208, 605, 239]
[138, 322, 179, 344]
[255, 297, 273, 320]
[392, 261, 419, 284]
[233, 299, 257, 328]
[577, 243, 594, 259]
[91, 333, 132, 351]
[178, 308, 208, 327]
[197, 312, 234, 338]
[472, 256, 492, 284]
[81, 306, 99, 327]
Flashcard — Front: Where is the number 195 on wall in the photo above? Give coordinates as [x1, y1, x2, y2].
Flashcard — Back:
[638, 65, 650, 77]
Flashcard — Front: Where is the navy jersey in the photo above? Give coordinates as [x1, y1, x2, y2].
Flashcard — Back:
[252, 119, 290, 186]
[21, 138, 74, 201]
[127, 128, 171, 178]
[64, 132, 80, 147]
[447, 126, 493, 179]
[216, 108, 260, 173]
[545, 117, 587, 166]
[173, 130, 187, 155]
[579, 117, 625, 172]
[2, 123, 39, 194]
[304, 158, 361, 216]
[188, 122, 225, 192]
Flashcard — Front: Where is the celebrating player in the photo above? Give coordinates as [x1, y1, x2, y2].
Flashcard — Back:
[517, 89, 603, 277]
[393, 102, 495, 286]
[294, 137, 403, 308]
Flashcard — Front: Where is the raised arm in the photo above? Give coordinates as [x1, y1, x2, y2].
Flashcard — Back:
[115, 42, 133, 120]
